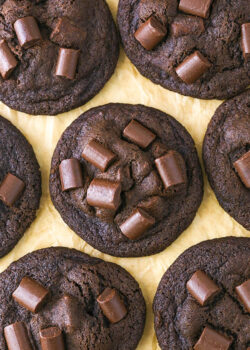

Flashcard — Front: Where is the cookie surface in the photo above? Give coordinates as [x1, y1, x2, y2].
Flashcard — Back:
[0, 247, 146, 349]
[203, 90, 250, 230]
[153, 237, 250, 349]
[117, 0, 250, 100]
[50, 103, 203, 257]
[0, 116, 41, 257]
[0, 0, 119, 115]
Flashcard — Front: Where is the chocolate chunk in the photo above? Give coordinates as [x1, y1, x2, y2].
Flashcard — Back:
[97, 287, 127, 323]
[40, 327, 65, 350]
[179, 0, 213, 19]
[155, 150, 187, 193]
[4, 322, 33, 350]
[12, 276, 49, 313]
[14, 16, 42, 49]
[55, 48, 79, 80]
[171, 15, 205, 38]
[123, 119, 156, 148]
[241, 23, 250, 60]
[82, 140, 116, 172]
[59, 158, 84, 192]
[187, 270, 220, 306]
[176, 51, 212, 84]
[233, 150, 250, 188]
[134, 16, 167, 51]
[87, 178, 121, 210]
[0, 40, 18, 79]
[0, 173, 25, 206]
[55, 295, 80, 333]
[235, 279, 250, 312]
[120, 208, 155, 240]
[194, 327, 232, 350]
[50, 17, 87, 48]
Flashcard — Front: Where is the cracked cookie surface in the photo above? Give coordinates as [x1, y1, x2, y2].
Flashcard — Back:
[203, 90, 250, 230]
[117, 0, 250, 100]
[0, 0, 119, 115]
[153, 237, 250, 349]
[49, 103, 203, 257]
[0, 247, 146, 350]
[0, 115, 41, 257]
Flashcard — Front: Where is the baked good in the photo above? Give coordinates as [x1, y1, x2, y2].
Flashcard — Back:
[0, 0, 119, 115]
[203, 90, 250, 230]
[0, 247, 146, 349]
[153, 237, 250, 349]
[117, 0, 250, 100]
[50, 103, 203, 257]
[0, 115, 41, 257]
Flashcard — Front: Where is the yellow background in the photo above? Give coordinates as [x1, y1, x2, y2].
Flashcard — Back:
[0, 1, 249, 349]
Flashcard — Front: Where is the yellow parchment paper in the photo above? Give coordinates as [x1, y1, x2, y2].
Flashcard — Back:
[0, 1, 249, 349]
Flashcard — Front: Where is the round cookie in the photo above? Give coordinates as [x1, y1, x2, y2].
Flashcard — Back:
[0, 0, 119, 115]
[0, 115, 41, 258]
[0, 247, 146, 349]
[203, 90, 250, 230]
[153, 237, 250, 349]
[50, 103, 203, 257]
[117, 0, 250, 100]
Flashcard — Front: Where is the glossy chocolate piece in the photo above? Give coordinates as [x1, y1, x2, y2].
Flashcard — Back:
[12, 276, 49, 313]
[171, 15, 204, 38]
[14, 16, 42, 49]
[241, 23, 250, 60]
[123, 119, 156, 148]
[233, 150, 250, 188]
[4, 322, 33, 350]
[0, 40, 18, 79]
[40, 327, 65, 350]
[176, 51, 212, 84]
[82, 140, 116, 172]
[87, 178, 121, 210]
[179, 0, 213, 19]
[55, 48, 79, 80]
[97, 287, 127, 323]
[187, 270, 220, 306]
[235, 279, 250, 312]
[155, 150, 187, 192]
[120, 208, 155, 240]
[59, 158, 84, 191]
[50, 17, 87, 48]
[194, 327, 232, 350]
[0, 173, 25, 206]
[134, 16, 167, 51]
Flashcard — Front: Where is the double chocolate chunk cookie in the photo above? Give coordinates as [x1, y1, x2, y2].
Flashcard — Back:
[154, 237, 250, 349]
[0, 0, 119, 115]
[203, 90, 250, 230]
[0, 247, 146, 349]
[0, 115, 41, 258]
[50, 104, 203, 257]
[118, 0, 250, 100]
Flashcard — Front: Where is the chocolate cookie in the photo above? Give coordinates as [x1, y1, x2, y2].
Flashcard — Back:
[153, 237, 250, 349]
[117, 0, 250, 100]
[49, 103, 203, 257]
[0, 0, 119, 115]
[0, 115, 41, 257]
[0, 247, 146, 349]
[203, 90, 250, 230]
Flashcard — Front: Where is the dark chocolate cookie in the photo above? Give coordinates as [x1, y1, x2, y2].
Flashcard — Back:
[203, 90, 250, 230]
[0, 247, 146, 349]
[0, 115, 41, 258]
[153, 237, 250, 349]
[117, 0, 250, 100]
[49, 103, 203, 257]
[0, 0, 119, 115]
